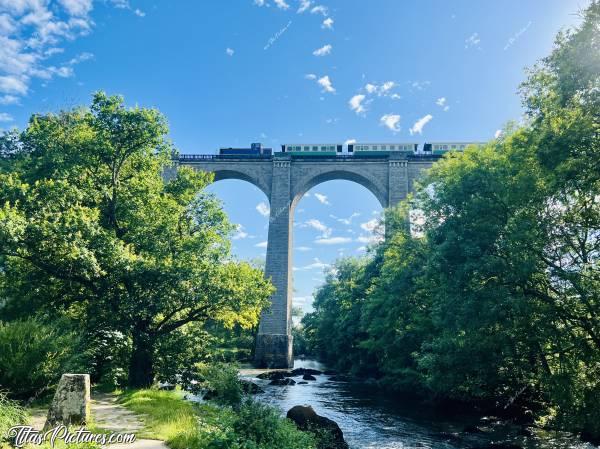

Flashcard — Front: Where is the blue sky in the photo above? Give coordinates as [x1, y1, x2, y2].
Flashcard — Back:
[0, 0, 586, 313]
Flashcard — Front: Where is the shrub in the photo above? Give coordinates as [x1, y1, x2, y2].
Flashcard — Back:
[0, 319, 80, 399]
[196, 363, 243, 407]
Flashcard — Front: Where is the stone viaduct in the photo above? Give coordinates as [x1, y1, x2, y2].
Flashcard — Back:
[168, 153, 438, 368]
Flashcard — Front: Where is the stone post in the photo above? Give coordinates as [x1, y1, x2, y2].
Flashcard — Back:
[254, 157, 293, 368]
[44, 374, 91, 430]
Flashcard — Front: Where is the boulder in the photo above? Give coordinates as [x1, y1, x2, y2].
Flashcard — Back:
[257, 371, 289, 380]
[297, 381, 309, 384]
[44, 374, 90, 430]
[269, 378, 296, 386]
[241, 380, 264, 394]
[289, 368, 322, 377]
[303, 374, 317, 381]
[287, 405, 349, 449]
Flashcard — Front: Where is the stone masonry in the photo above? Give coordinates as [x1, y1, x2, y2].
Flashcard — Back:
[173, 153, 437, 368]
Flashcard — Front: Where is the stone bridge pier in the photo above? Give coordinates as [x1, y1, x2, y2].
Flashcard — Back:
[172, 154, 436, 368]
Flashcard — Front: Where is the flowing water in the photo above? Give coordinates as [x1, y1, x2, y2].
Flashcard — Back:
[240, 359, 597, 449]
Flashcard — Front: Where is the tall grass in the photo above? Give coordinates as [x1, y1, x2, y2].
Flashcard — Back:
[0, 392, 28, 446]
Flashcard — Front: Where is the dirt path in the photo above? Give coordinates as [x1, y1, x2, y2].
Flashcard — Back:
[27, 393, 168, 449]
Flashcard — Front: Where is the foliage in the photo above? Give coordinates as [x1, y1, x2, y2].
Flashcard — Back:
[0, 392, 28, 446]
[195, 363, 243, 408]
[303, 1, 600, 439]
[0, 319, 81, 399]
[0, 92, 274, 388]
[120, 389, 315, 449]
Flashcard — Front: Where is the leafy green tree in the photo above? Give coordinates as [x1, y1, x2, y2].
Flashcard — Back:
[0, 92, 273, 388]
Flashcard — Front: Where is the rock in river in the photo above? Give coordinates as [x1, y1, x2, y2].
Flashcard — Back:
[287, 405, 349, 449]
[302, 374, 317, 381]
[269, 378, 296, 386]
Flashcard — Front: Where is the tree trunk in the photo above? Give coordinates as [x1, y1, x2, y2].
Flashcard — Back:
[128, 329, 155, 388]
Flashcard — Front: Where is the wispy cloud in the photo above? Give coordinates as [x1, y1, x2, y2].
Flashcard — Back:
[0, 112, 13, 122]
[256, 202, 270, 217]
[232, 224, 249, 240]
[315, 236, 352, 245]
[274, 0, 290, 9]
[294, 258, 329, 271]
[409, 114, 433, 135]
[465, 32, 481, 49]
[504, 21, 532, 50]
[295, 246, 312, 252]
[331, 212, 360, 225]
[225, 47, 235, 56]
[322, 18, 333, 29]
[0, 1, 98, 102]
[310, 5, 328, 16]
[494, 129, 503, 138]
[380, 114, 401, 132]
[411, 80, 431, 91]
[302, 218, 331, 237]
[313, 44, 332, 56]
[297, 0, 311, 13]
[314, 193, 330, 205]
[436, 97, 450, 111]
[255, 241, 268, 248]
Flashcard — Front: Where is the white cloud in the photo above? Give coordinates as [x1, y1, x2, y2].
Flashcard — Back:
[356, 234, 383, 244]
[494, 129, 503, 138]
[0, 112, 13, 122]
[274, 0, 290, 9]
[58, 0, 93, 17]
[297, 0, 311, 13]
[317, 75, 335, 93]
[232, 225, 249, 240]
[313, 44, 332, 56]
[436, 97, 450, 111]
[310, 5, 328, 15]
[465, 32, 481, 49]
[0, 95, 19, 105]
[255, 241, 268, 248]
[225, 47, 235, 56]
[331, 212, 360, 225]
[305, 73, 317, 80]
[134, 8, 145, 17]
[344, 139, 356, 145]
[349, 94, 367, 115]
[364, 81, 397, 97]
[322, 17, 333, 29]
[314, 193, 330, 205]
[360, 218, 378, 232]
[315, 236, 352, 245]
[409, 114, 433, 135]
[294, 258, 329, 271]
[0, 76, 28, 95]
[303, 218, 331, 237]
[380, 114, 401, 133]
[256, 202, 270, 217]
[295, 246, 312, 252]
[254, 0, 266, 6]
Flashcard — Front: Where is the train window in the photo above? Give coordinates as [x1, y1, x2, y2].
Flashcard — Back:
[389, 145, 395, 150]
[312, 146, 318, 151]
[451, 145, 457, 149]
[304, 146, 309, 151]
[372, 145, 378, 150]
[381, 145, 386, 150]
[443, 145, 448, 150]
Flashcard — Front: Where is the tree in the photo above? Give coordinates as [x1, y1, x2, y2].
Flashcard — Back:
[0, 92, 273, 388]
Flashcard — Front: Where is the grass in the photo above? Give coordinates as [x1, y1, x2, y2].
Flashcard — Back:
[118, 389, 202, 448]
[118, 389, 316, 449]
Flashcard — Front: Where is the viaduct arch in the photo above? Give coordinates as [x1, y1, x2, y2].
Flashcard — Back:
[168, 153, 437, 368]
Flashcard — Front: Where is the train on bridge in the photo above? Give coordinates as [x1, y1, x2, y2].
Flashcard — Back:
[216, 142, 482, 158]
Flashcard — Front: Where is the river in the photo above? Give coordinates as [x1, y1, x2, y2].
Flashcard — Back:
[240, 359, 597, 449]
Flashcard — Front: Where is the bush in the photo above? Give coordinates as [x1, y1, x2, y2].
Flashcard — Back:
[197, 399, 316, 449]
[0, 392, 28, 445]
[0, 319, 80, 399]
[196, 363, 243, 407]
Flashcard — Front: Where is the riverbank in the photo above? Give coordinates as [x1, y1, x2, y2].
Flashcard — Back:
[241, 359, 598, 449]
